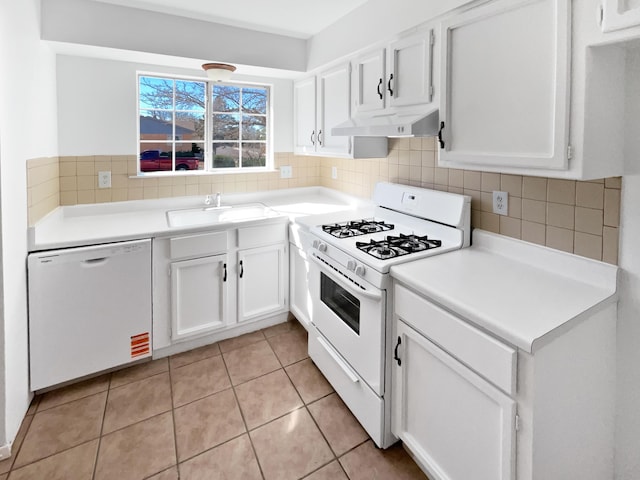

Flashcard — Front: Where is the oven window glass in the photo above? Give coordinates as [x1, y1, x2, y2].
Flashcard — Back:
[320, 272, 360, 334]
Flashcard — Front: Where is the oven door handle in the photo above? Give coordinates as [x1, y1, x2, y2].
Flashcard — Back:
[316, 335, 360, 383]
[309, 254, 382, 301]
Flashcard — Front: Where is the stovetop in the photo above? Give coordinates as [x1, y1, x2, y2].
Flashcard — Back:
[310, 208, 465, 275]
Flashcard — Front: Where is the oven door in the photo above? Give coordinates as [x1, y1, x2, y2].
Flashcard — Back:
[308, 253, 386, 395]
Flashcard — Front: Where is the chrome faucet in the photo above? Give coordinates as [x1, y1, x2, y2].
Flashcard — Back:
[204, 192, 222, 208]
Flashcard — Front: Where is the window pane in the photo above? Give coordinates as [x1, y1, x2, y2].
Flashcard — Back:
[176, 112, 205, 141]
[212, 143, 238, 168]
[242, 115, 266, 141]
[241, 143, 266, 167]
[139, 144, 173, 173]
[212, 85, 240, 112]
[175, 80, 205, 111]
[242, 87, 267, 114]
[139, 111, 173, 141]
[175, 143, 204, 171]
[139, 77, 174, 110]
[212, 113, 240, 140]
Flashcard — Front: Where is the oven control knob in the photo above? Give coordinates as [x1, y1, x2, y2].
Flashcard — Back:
[347, 260, 357, 271]
[355, 265, 366, 276]
[317, 242, 328, 253]
[312, 240, 319, 249]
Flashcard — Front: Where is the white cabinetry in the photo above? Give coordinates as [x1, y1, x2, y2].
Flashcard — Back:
[153, 219, 289, 354]
[438, 0, 571, 172]
[294, 63, 387, 158]
[392, 284, 516, 480]
[170, 254, 228, 341]
[601, 0, 640, 31]
[353, 30, 435, 115]
[238, 244, 287, 323]
[289, 231, 312, 329]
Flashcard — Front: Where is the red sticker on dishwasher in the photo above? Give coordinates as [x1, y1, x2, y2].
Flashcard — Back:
[131, 332, 150, 358]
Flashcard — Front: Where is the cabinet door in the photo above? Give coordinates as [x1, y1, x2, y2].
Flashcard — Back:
[293, 76, 317, 154]
[353, 48, 386, 114]
[392, 320, 516, 480]
[289, 245, 311, 328]
[602, 0, 640, 32]
[388, 31, 434, 108]
[238, 244, 287, 323]
[439, 0, 570, 170]
[171, 254, 228, 341]
[317, 63, 352, 156]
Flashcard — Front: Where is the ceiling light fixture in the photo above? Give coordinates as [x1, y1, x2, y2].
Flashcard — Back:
[202, 63, 236, 82]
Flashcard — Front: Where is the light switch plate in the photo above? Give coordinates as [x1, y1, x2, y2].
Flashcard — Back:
[331, 166, 338, 179]
[493, 191, 508, 215]
[98, 171, 111, 189]
[280, 165, 292, 179]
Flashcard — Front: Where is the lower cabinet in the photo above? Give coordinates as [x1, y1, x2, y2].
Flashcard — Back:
[392, 320, 516, 480]
[170, 254, 228, 341]
[153, 220, 289, 351]
[289, 240, 312, 329]
[238, 244, 287, 323]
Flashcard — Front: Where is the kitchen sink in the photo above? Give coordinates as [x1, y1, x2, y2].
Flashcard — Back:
[166, 203, 279, 228]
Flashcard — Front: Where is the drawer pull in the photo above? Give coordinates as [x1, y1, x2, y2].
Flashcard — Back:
[394, 336, 402, 366]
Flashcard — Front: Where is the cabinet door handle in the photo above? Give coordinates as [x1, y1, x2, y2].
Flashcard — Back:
[437, 121, 445, 148]
[387, 73, 394, 97]
[239, 260, 244, 278]
[223, 263, 227, 282]
[311, 130, 316, 146]
[394, 336, 402, 366]
[318, 130, 323, 146]
[377, 78, 383, 99]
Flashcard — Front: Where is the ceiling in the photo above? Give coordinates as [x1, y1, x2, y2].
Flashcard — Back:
[91, 0, 370, 38]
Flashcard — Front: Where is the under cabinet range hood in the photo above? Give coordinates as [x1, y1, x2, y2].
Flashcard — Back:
[332, 107, 439, 137]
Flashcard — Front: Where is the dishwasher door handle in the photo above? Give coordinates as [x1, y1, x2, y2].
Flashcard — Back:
[81, 257, 109, 267]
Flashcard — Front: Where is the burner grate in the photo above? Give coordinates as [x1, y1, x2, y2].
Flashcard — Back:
[356, 234, 442, 260]
[322, 219, 394, 238]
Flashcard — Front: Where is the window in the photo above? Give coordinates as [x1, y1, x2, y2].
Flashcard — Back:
[138, 74, 270, 174]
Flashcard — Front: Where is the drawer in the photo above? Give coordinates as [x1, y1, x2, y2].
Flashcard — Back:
[238, 223, 286, 249]
[394, 284, 517, 395]
[170, 231, 228, 260]
[308, 330, 384, 446]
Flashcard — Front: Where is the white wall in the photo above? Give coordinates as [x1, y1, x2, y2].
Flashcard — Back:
[0, 0, 58, 449]
[56, 55, 293, 156]
[42, 0, 306, 73]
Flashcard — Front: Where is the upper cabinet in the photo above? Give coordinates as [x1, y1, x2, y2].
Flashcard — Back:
[438, 0, 571, 171]
[294, 63, 387, 158]
[601, 0, 640, 32]
[353, 30, 435, 115]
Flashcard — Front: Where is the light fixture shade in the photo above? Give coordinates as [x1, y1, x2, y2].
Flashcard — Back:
[202, 63, 236, 82]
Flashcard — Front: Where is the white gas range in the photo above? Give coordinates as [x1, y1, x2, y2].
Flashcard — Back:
[306, 182, 471, 448]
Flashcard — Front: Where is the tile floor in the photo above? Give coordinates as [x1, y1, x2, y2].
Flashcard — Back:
[0, 319, 428, 480]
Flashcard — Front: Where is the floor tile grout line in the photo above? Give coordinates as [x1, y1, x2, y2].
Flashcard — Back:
[3, 410, 35, 474]
[8, 437, 102, 477]
[219, 349, 267, 480]
[91, 373, 112, 480]
[165, 363, 180, 480]
[35, 384, 110, 413]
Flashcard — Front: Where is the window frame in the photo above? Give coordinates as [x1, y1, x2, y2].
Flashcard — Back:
[136, 72, 273, 176]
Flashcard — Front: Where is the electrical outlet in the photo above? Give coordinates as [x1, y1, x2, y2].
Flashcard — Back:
[331, 166, 338, 179]
[493, 191, 508, 215]
[280, 165, 292, 179]
[98, 171, 111, 189]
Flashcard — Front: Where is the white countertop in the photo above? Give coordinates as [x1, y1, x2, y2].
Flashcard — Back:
[29, 187, 369, 251]
[390, 229, 618, 353]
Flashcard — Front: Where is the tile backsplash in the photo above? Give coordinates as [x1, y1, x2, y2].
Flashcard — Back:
[26, 138, 621, 264]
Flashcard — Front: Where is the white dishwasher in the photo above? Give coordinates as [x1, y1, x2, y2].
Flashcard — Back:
[28, 239, 152, 390]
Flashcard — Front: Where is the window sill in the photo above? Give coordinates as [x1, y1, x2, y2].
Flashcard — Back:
[130, 168, 280, 179]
